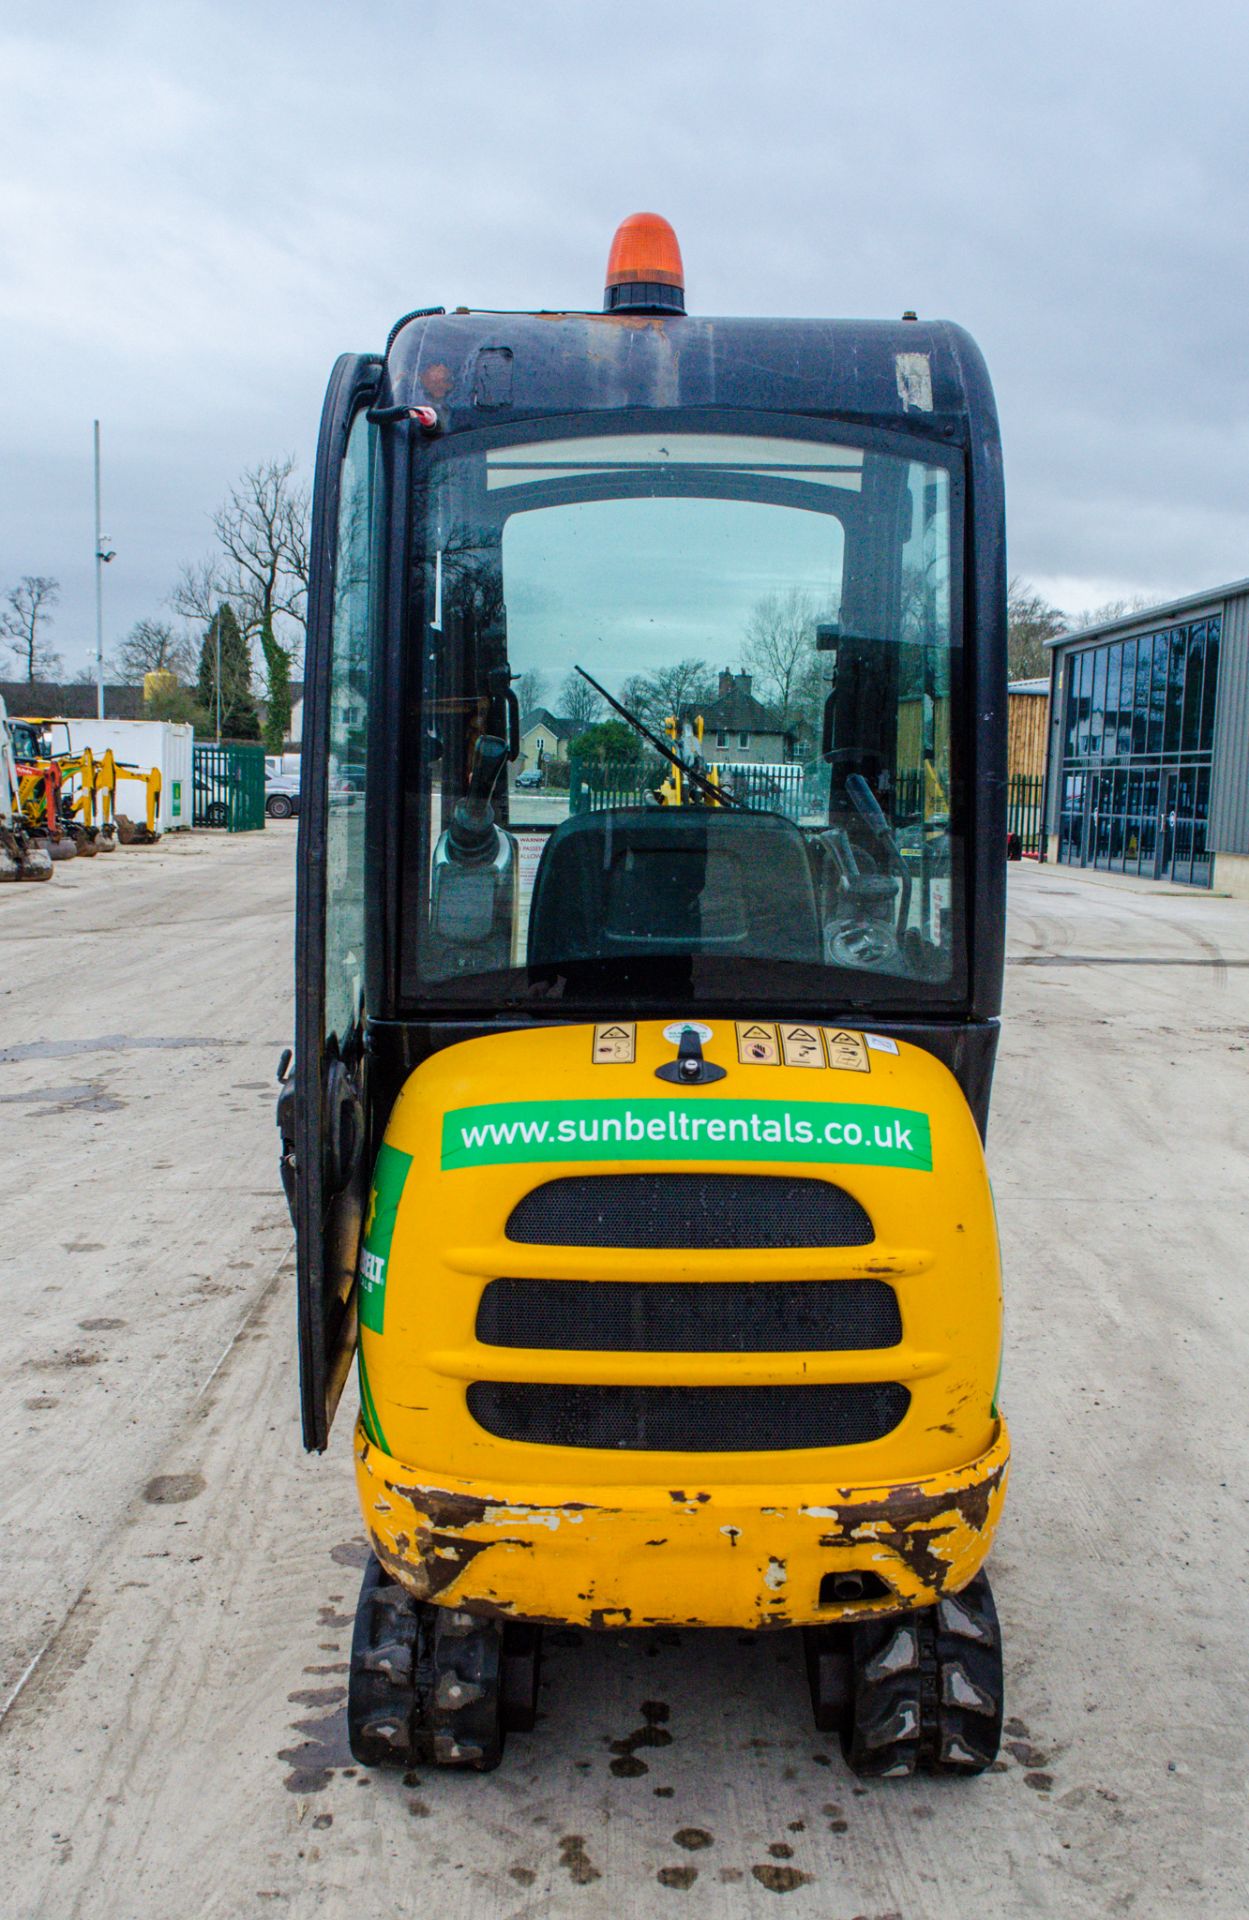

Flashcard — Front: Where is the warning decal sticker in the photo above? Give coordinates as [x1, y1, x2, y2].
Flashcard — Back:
[824, 1029, 870, 1073]
[780, 1024, 824, 1068]
[593, 1022, 636, 1064]
[736, 1021, 780, 1065]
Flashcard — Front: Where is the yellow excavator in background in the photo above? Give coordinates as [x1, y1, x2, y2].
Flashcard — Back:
[1, 696, 53, 880]
[10, 716, 161, 851]
[61, 747, 116, 855]
[112, 754, 162, 845]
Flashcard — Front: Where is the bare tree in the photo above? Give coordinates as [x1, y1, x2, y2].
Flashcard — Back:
[168, 459, 311, 749]
[2, 576, 62, 682]
[619, 658, 717, 730]
[115, 618, 195, 683]
[1007, 578, 1068, 679]
[212, 456, 310, 652]
[169, 557, 226, 633]
[741, 589, 828, 726]
[1068, 592, 1154, 632]
[436, 522, 505, 640]
[514, 668, 547, 717]
[558, 670, 605, 730]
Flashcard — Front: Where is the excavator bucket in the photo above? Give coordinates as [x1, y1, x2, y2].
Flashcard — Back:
[116, 813, 161, 847]
[115, 764, 162, 844]
[21, 836, 54, 880]
[0, 827, 54, 881]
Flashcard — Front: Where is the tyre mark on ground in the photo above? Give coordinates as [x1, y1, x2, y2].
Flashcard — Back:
[0, 1246, 290, 1736]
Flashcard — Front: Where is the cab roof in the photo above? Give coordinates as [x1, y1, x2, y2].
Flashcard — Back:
[381, 309, 998, 449]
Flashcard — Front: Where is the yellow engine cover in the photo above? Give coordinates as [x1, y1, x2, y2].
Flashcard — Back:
[353, 1019, 1008, 1630]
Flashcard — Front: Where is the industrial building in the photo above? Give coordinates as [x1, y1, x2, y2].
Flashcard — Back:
[1044, 578, 1249, 892]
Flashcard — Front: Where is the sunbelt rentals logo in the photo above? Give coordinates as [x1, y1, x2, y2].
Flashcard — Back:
[357, 1142, 412, 1333]
[441, 1098, 931, 1173]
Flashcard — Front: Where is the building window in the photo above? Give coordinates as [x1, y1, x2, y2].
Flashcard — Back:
[716, 730, 727, 748]
[738, 731, 750, 748]
[1056, 615, 1219, 887]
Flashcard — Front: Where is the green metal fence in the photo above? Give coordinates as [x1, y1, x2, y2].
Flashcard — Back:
[193, 742, 267, 832]
[1007, 772, 1045, 855]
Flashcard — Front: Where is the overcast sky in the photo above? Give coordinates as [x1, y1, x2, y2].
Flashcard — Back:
[2, 0, 1247, 679]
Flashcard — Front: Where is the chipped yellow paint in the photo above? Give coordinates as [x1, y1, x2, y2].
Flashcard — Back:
[352, 1020, 1008, 1628]
[355, 1419, 1010, 1627]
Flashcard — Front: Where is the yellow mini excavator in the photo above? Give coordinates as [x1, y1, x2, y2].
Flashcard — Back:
[281, 214, 1010, 1775]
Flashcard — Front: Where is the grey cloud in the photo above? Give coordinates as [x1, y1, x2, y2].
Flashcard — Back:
[2, 0, 1247, 670]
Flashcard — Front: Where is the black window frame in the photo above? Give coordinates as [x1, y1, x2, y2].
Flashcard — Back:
[393, 405, 973, 1019]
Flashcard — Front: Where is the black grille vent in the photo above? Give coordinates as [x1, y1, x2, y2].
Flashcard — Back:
[466, 1382, 909, 1452]
[476, 1278, 901, 1352]
[506, 1174, 872, 1250]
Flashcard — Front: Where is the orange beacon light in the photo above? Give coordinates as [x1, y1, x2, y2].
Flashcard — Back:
[603, 212, 686, 314]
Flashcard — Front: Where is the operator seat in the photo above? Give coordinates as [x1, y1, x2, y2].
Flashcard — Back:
[527, 807, 821, 966]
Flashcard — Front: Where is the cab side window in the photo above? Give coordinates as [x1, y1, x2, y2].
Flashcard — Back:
[324, 410, 376, 1043]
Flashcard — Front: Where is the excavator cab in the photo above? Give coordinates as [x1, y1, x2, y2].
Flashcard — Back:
[286, 216, 1009, 1775]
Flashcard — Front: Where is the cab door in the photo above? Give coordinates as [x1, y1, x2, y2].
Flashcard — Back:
[291, 352, 383, 1449]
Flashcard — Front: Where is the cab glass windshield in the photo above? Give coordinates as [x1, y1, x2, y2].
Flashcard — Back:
[401, 422, 964, 1012]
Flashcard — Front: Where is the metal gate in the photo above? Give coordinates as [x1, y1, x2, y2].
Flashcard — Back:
[569, 753, 811, 819]
[193, 742, 267, 831]
[1007, 773, 1044, 856]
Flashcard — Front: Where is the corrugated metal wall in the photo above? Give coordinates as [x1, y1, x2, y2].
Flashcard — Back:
[1209, 589, 1249, 855]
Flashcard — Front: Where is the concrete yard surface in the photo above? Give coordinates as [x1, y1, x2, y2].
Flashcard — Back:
[1, 830, 1247, 1918]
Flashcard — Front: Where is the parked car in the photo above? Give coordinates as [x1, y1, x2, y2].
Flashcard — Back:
[265, 769, 301, 819]
[194, 762, 238, 828]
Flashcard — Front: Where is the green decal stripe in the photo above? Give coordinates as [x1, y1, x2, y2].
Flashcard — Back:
[441, 1098, 931, 1173]
[357, 1341, 390, 1455]
[357, 1141, 408, 1452]
[357, 1142, 413, 1336]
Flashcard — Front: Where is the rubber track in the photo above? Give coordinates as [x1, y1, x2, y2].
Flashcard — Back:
[841, 1571, 1003, 1777]
[347, 1559, 507, 1771]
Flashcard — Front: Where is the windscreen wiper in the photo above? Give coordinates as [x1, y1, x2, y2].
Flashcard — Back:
[573, 666, 749, 812]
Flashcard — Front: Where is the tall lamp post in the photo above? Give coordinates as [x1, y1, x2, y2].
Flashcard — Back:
[92, 420, 116, 720]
